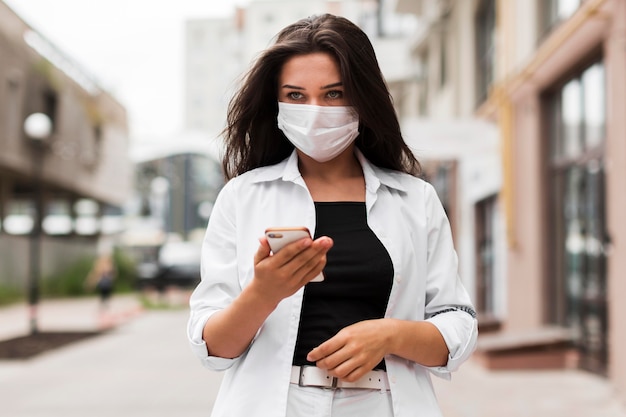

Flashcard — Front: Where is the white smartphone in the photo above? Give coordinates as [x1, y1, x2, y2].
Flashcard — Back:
[264, 227, 324, 282]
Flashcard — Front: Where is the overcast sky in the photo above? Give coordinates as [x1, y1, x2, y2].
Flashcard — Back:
[3, 0, 249, 142]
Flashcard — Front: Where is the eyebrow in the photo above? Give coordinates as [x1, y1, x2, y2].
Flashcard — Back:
[281, 82, 343, 90]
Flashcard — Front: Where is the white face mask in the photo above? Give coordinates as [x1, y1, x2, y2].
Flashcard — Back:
[277, 102, 360, 162]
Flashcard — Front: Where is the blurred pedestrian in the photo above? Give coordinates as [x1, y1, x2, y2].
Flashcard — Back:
[87, 253, 115, 310]
[188, 13, 477, 417]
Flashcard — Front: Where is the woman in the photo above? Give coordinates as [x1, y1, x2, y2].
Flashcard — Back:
[87, 253, 115, 310]
[188, 14, 477, 417]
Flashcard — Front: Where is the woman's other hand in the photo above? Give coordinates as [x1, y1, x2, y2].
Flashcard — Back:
[307, 319, 449, 382]
[307, 319, 390, 382]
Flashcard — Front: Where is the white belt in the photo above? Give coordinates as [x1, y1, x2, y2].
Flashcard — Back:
[290, 365, 390, 390]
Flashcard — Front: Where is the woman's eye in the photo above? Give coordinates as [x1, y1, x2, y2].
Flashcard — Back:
[287, 92, 304, 100]
[327, 90, 343, 99]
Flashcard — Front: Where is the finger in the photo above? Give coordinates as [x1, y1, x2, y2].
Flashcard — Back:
[311, 236, 333, 251]
[276, 237, 332, 279]
[296, 237, 334, 272]
[270, 237, 313, 268]
[307, 336, 345, 365]
[318, 348, 354, 374]
[253, 237, 272, 264]
[335, 363, 370, 382]
[322, 348, 381, 381]
[293, 254, 327, 284]
[278, 236, 332, 260]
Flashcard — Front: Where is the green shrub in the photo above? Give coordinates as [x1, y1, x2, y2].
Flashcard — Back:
[0, 284, 24, 306]
[111, 247, 137, 292]
[41, 247, 137, 297]
[42, 256, 95, 297]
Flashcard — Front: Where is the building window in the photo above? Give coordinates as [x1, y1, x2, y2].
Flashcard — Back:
[4, 72, 23, 145]
[550, 62, 605, 163]
[43, 90, 58, 134]
[546, 59, 607, 374]
[423, 161, 456, 237]
[475, 195, 498, 321]
[541, 0, 581, 36]
[418, 52, 429, 116]
[475, 0, 496, 105]
[439, 26, 448, 89]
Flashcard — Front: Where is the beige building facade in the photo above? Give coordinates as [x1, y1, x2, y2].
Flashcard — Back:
[398, 0, 626, 405]
[184, 0, 418, 137]
[0, 3, 132, 287]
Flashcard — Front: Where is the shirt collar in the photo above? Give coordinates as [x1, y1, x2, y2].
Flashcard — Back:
[250, 150, 301, 184]
[250, 149, 409, 193]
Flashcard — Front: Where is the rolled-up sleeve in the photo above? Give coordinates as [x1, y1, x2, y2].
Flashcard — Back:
[426, 310, 478, 379]
[187, 181, 243, 371]
[422, 183, 478, 379]
[188, 309, 239, 370]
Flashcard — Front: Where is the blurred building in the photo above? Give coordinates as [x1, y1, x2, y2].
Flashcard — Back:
[118, 135, 223, 282]
[0, 3, 132, 289]
[184, 15, 245, 136]
[399, 0, 626, 405]
[183, 0, 419, 136]
[127, 134, 224, 245]
[394, 0, 505, 337]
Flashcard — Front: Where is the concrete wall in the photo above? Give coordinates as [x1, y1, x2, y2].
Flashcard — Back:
[0, 235, 96, 289]
[603, 0, 626, 400]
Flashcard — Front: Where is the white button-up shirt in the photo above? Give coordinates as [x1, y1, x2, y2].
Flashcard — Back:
[188, 150, 478, 417]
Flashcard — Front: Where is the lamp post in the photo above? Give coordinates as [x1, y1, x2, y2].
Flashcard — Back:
[23, 112, 52, 335]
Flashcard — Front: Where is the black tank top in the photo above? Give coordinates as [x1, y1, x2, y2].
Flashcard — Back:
[292, 202, 394, 370]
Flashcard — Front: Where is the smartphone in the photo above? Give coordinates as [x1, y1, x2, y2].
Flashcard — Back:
[264, 227, 324, 282]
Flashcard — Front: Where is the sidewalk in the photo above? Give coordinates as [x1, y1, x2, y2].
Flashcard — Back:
[0, 294, 144, 341]
[0, 295, 222, 417]
[1, 296, 625, 416]
[433, 360, 626, 417]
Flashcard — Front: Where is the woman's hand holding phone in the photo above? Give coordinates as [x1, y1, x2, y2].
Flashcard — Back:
[251, 227, 332, 305]
[265, 227, 326, 283]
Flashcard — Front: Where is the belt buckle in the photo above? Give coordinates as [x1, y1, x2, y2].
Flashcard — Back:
[298, 366, 339, 389]
[297, 367, 305, 387]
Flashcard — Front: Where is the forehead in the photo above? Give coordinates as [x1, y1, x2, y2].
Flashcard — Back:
[279, 52, 341, 84]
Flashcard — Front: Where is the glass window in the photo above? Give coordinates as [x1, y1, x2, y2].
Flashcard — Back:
[546, 58, 608, 374]
[561, 79, 583, 158]
[418, 52, 429, 115]
[42, 199, 73, 235]
[439, 24, 449, 89]
[475, 0, 496, 104]
[542, 0, 581, 35]
[3, 199, 35, 235]
[475, 195, 498, 317]
[4, 74, 23, 146]
[552, 61, 606, 162]
[557, 0, 581, 20]
[74, 198, 100, 235]
[582, 63, 605, 149]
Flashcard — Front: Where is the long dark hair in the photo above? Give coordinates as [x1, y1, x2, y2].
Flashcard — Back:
[222, 13, 421, 180]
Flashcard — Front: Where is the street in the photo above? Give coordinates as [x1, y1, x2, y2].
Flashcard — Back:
[1, 296, 625, 417]
[0, 307, 222, 417]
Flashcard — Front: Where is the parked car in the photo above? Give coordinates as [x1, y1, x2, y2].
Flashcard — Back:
[136, 240, 202, 290]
